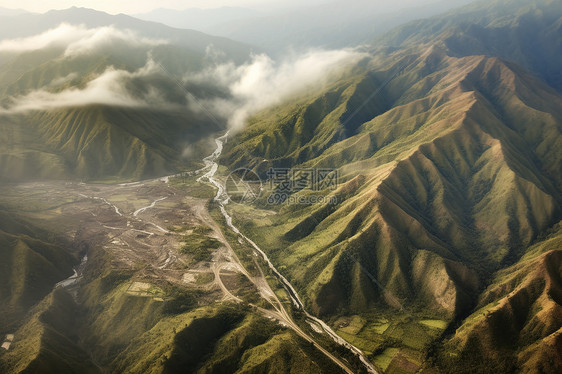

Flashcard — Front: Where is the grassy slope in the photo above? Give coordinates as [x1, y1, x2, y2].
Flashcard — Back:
[0, 289, 99, 374]
[434, 224, 562, 373]
[0, 181, 348, 374]
[224, 46, 562, 314]
[0, 209, 76, 332]
[0, 104, 221, 181]
[221, 2, 562, 371]
[1, 242, 346, 374]
[1, 1, 561, 373]
[376, 0, 562, 92]
[0, 16, 252, 182]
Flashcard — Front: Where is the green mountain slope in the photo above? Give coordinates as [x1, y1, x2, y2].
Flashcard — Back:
[1, 1, 561, 373]
[376, 0, 562, 92]
[0, 254, 346, 374]
[0, 8, 253, 182]
[0, 209, 77, 333]
[221, 1, 562, 372]
[435, 224, 562, 373]
[0, 289, 98, 374]
[0, 105, 221, 181]
[225, 48, 562, 314]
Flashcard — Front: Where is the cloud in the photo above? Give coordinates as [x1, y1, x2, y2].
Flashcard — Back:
[0, 23, 168, 56]
[0, 23, 88, 52]
[64, 26, 168, 57]
[0, 24, 173, 113]
[47, 72, 79, 87]
[0, 58, 178, 112]
[0, 29, 365, 125]
[188, 48, 367, 131]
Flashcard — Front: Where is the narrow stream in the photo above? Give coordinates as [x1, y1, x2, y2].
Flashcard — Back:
[133, 197, 168, 217]
[199, 133, 378, 374]
[56, 254, 88, 289]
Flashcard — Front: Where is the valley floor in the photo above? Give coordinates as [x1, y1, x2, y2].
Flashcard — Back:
[0, 173, 372, 373]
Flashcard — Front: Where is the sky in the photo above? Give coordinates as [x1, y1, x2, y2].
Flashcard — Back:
[0, 0, 329, 14]
[0, 0, 433, 15]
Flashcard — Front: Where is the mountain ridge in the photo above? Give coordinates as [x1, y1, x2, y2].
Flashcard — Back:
[220, 3, 562, 368]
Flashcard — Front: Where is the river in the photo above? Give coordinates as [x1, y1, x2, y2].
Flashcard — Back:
[198, 133, 378, 374]
[55, 254, 88, 289]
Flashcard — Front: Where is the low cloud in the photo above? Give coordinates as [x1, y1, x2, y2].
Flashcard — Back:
[0, 23, 167, 57]
[47, 73, 79, 87]
[0, 26, 365, 124]
[188, 49, 367, 131]
[0, 58, 178, 113]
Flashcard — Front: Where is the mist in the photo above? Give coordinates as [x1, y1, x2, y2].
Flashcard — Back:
[0, 22, 367, 133]
[0, 57, 181, 113]
[187, 49, 367, 131]
[0, 23, 167, 56]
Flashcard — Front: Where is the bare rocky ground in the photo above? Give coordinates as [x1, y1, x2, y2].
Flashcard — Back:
[0, 176, 242, 302]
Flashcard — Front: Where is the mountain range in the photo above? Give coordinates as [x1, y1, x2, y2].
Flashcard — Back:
[0, 7, 254, 182]
[220, 0, 562, 372]
[0, 0, 561, 373]
[135, 0, 474, 54]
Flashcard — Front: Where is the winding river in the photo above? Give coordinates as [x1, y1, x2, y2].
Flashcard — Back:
[198, 133, 378, 374]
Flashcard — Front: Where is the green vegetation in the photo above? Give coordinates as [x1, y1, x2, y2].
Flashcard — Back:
[0, 203, 351, 373]
[0, 289, 98, 374]
[377, 0, 562, 92]
[431, 227, 562, 373]
[195, 272, 215, 285]
[0, 208, 77, 332]
[218, 1, 562, 372]
[419, 320, 448, 330]
[0, 105, 221, 181]
[178, 226, 222, 263]
[2, 1, 562, 373]
[0, 6, 255, 182]
[169, 175, 217, 199]
[373, 348, 400, 372]
[328, 311, 445, 373]
[161, 304, 345, 374]
[209, 204, 260, 277]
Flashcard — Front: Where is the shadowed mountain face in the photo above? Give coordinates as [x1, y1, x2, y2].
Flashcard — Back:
[0, 209, 76, 332]
[223, 46, 562, 311]
[221, 0, 562, 371]
[0, 8, 254, 182]
[0, 106, 221, 181]
[377, 0, 562, 92]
